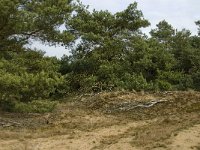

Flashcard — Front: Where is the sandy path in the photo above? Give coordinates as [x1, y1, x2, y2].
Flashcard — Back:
[169, 124, 200, 150]
[0, 121, 148, 150]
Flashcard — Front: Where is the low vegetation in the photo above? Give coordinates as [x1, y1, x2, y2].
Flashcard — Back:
[0, 91, 200, 149]
[0, 0, 200, 113]
[1, 1, 200, 149]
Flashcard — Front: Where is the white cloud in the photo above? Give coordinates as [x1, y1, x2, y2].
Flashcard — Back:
[135, 0, 200, 34]
[29, 41, 69, 58]
[81, 0, 200, 34]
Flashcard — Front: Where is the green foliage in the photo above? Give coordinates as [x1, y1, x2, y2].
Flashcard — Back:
[191, 71, 200, 90]
[2, 71, 57, 102]
[80, 75, 98, 92]
[0, 0, 74, 51]
[119, 73, 148, 91]
[157, 71, 182, 86]
[154, 80, 172, 91]
[1, 1, 200, 113]
[59, 3, 200, 93]
[1, 99, 58, 113]
[0, 0, 74, 112]
[0, 50, 69, 112]
[0, 50, 66, 101]
[61, 2, 152, 91]
[69, 2, 149, 63]
[150, 20, 175, 44]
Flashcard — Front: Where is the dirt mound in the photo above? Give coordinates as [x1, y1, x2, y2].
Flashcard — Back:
[80, 91, 200, 119]
[0, 91, 200, 150]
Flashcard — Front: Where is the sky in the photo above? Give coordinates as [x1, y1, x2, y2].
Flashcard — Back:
[30, 0, 200, 58]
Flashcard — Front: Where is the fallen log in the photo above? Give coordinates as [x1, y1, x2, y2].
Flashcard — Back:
[0, 118, 21, 127]
[105, 99, 169, 113]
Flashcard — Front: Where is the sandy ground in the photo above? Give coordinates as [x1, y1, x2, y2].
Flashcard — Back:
[0, 122, 146, 150]
[0, 91, 200, 150]
[169, 124, 200, 150]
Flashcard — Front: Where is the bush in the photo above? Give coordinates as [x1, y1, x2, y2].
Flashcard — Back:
[0, 70, 65, 102]
[0, 50, 69, 103]
[80, 75, 98, 92]
[192, 71, 200, 90]
[154, 80, 172, 91]
[0, 50, 68, 112]
[0, 99, 58, 113]
[119, 73, 148, 91]
[156, 70, 196, 90]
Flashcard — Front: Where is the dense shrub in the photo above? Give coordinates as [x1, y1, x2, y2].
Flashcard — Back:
[118, 73, 148, 91]
[1, 99, 58, 113]
[0, 50, 69, 112]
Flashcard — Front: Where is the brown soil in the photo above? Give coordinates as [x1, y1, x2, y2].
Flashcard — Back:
[0, 91, 200, 150]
